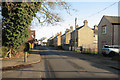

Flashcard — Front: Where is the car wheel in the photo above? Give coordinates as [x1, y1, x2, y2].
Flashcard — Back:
[109, 52, 115, 57]
[102, 53, 108, 57]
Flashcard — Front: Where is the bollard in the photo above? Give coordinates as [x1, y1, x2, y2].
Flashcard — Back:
[24, 52, 27, 62]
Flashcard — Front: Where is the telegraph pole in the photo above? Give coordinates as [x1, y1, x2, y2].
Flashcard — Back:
[74, 17, 77, 51]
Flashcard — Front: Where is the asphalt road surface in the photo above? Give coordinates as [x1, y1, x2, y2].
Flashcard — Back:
[2, 46, 120, 79]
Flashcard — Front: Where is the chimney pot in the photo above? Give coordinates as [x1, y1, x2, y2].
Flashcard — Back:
[75, 25, 79, 29]
[60, 32, 62, 36]
[84, 20, 88, 26]
[66, 28, 69, 31]
[70, 26, 73, 31]
[94, 25, 98, 29]
[57, 33, 59, 35]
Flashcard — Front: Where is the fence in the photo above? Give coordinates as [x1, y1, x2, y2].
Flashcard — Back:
[82, 44, 98, 54]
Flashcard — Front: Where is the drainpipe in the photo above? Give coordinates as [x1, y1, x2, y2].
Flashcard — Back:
[112, 25, 114, 45]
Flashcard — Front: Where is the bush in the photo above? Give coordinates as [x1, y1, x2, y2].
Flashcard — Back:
[24, 43, 29, 52]
[16, 44, 25, 53]
[2, 46, 9, 58]
[24, 42, 32, 51]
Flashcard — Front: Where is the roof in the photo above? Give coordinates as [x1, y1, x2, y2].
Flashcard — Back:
[76, 26, 84, 30]
[61, 30, 71, 37]
[48, 36, 54, 41]
[71, 26, 84, 33]
[48, 36, 52, 41]
[104, 16, 120, 24]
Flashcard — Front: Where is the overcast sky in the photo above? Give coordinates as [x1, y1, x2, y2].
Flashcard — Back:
[31, 1, 118, 40]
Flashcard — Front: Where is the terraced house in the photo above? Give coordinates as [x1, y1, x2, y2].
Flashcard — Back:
[47, 36, 54, 47]
[61, 26, 73, 50]
[53, 32, 62, 47]
[70, 20, 98, 51]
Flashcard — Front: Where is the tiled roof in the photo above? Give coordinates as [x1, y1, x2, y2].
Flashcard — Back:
[104, 16, 120, 23]
[61, 30, 71, 37]
[71, 26, 84, 33]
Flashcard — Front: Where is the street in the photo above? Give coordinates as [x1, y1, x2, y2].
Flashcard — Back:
[2, 46, 120, 79]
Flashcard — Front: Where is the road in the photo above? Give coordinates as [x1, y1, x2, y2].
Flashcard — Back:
[2, 46, 120, 79]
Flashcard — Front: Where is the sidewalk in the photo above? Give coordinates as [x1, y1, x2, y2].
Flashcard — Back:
[2, 48, 41, 70]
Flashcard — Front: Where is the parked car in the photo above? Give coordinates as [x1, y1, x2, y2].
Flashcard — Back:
[102, 45, 120, 57]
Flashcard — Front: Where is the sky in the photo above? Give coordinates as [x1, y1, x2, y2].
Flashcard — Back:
[30, 1, 118, 40]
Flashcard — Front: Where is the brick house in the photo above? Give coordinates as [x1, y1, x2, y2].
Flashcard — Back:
[98, 16, 120, 53]
[27, 29, 35, 41]
[27, 29, 35, 48]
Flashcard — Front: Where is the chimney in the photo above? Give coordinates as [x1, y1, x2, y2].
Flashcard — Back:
[75, 25, 79, 29]
[55, 34, 58, 36]
[65, 28, 69, 33]
[70, 26, 73, 31]
[52, 35, 54, 38]
[94, 25, 98, 34]
[60, 32, 62, 36]
[57, 33, 59, 35]
[94, 25, 98, 30]
[84, 20, 88, 26]
[66, 28, 69, 31]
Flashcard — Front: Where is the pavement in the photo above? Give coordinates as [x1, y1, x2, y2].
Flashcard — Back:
[1, 47, 41, 71]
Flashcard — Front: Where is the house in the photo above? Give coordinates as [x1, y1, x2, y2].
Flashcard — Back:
[47, 36, 55, 47]
[53, 32, 62, 47]
[61, 26, 73, 50]
[70, 20, 98, 51]
[27, 29, 35, 49]
[27, 29, 35, 42]
[92, 25, 98, 52]
[98, 16, 120, 53]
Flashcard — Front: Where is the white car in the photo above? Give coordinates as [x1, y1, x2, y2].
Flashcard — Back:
[102, 45, 120, 57]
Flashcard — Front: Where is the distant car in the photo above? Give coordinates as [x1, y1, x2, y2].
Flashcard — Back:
[102, 45, 120, 57]
[41, 44, 46, 47]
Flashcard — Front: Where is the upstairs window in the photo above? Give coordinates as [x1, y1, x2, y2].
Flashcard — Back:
[102, 25, 106, 34]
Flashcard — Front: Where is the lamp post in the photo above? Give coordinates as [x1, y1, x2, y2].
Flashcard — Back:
[74, 17, 77, 51]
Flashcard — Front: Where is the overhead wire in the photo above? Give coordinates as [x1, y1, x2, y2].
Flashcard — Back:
[87, 2, 117, 18]
[75, 2, 118, 20]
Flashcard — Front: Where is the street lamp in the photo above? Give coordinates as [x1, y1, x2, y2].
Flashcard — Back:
[74, 17, 77, 51]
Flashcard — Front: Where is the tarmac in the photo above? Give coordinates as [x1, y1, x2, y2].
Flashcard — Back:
[1, 46, 120, 71]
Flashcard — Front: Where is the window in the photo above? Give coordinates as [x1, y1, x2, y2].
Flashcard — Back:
[93, 34, 95, 37]
[102, 25, 106, 34]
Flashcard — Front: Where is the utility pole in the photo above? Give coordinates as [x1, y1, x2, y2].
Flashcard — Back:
[74, 17, 77, 51]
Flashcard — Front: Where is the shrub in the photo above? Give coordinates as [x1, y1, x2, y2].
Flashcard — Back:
[24, 43, 29, 52]
[16, 44, 25, 53]
[2, 46, 9, 58]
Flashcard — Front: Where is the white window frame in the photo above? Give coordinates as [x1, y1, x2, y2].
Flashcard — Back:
[102, 26, 107, 34]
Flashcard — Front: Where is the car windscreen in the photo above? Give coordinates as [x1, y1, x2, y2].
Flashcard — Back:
[104, 46, 120, 48]
[104, 46, 111, 48]
[114, 47, 120, 49]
